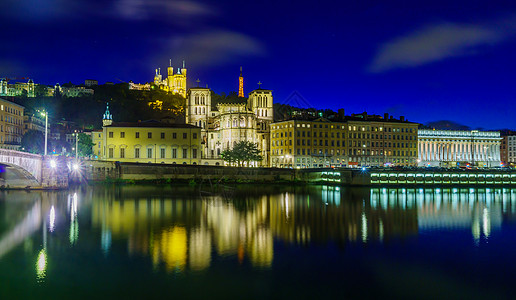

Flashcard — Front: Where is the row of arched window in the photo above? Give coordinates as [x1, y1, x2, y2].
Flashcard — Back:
[256, 95, 268, 107]
[257, 109, 268, 117]
[193, 106, 206, 115]
[194, 94, 207, 105]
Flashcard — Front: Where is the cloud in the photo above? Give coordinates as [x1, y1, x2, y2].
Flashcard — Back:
[113, 0, 217, 20]
[368, 21, 510, 73]
[0, 0, 216, 22]
[162, 30, 266, 67]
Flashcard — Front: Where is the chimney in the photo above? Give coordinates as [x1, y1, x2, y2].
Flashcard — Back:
[338, 108, 345, 119]
[384, 113, 389, 120]
[400, 116, 405, 122]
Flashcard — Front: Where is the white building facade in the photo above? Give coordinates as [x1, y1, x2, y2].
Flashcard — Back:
[418, 129, 501, 167]
[185, 87, 273, 166]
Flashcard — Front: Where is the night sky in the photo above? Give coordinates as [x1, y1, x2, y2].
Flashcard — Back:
[2, 0, 516, 129]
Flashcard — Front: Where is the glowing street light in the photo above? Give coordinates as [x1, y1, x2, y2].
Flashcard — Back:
[39, 110, 48, 156]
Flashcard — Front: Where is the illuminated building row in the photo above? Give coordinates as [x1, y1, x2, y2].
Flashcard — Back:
[270, 114, 419, 168]
[0, 79, 93, 98]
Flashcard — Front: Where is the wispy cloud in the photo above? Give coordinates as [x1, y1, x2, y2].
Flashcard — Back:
[368, 18, 515, 73]
[0, 0, 216, 22]
[161, 30, 266, 67]
[113, 0, 217, 20]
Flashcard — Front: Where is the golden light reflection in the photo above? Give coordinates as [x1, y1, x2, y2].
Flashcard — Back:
[87, 187, 514, 273]
[36, 249, 47, 281]
[152, 227, 187, 272]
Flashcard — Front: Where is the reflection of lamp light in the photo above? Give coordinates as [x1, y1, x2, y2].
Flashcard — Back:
[49, 206, 55, 232]
[36, 249, 47, 280]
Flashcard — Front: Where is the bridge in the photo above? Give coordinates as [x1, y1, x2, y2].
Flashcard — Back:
[0, 149, 69, 189]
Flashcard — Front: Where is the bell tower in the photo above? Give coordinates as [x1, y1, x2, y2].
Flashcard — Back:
[103, 102, 113, 127]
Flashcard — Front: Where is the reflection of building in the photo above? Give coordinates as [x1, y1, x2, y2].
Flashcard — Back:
[418, 129, 501, 167]
[271, 114, 419, 168]
[185, 77, 273, 166]
[0, 98, 25, 150]
[93, 105, 202, 164]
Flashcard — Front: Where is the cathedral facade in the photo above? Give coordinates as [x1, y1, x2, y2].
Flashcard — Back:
[185, 83, 273, 166]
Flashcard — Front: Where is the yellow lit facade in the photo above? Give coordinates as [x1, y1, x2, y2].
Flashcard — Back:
[0, 98, 24, 150]
[94, 122, 202, 164]
[271, 117, 419, 168]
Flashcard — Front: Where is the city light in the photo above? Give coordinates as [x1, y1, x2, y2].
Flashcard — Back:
[50, 160, 57, 168]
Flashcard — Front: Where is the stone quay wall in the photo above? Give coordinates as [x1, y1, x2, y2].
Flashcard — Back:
[84, 161, 334, 184]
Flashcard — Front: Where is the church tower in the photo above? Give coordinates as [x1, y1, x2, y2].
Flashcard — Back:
[27, 79, 35, 97]
[249, 84, 273, 124]
[238, 66, 244, 97]
[186, 87, 211, 128]
[103, 103, 113, 127]
[154, 68, 162, 85]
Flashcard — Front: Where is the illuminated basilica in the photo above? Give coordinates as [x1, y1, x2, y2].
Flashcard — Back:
[153, 59, 187, 97]
[129, 59, 187, 98]
[185, 69, 273, 166]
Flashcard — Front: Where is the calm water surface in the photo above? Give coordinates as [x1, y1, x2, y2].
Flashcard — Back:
[1, 185, 516, 299]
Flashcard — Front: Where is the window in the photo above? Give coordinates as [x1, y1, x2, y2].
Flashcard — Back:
[120, 148, 125, 158]
[160, 148, 165, 158]
[108, 148, 113, 158]
[108, 132, 113, 138]
[136, 132, 140, 138]
[148, 132, 152, 139]
[172, 148, 177, 158]
[173, 133, 177, 139]
[120, 132, 125, 138]
[193, 149, 197, 158]
[183, 133, 187, 139]
[183, 149, 188, 158]
[193, 133, 197, 139]
[147, 148, 152, 158]
[161, 132, 165, 139]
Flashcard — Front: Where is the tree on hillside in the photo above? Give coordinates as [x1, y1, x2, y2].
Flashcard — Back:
[221, 141, 263, 167]
[21, 130, 45, 154]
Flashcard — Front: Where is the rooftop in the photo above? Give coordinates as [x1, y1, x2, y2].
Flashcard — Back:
[106, 120, 199, 129]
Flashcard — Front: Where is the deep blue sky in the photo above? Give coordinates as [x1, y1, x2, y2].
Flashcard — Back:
[2, 0, 516, 129]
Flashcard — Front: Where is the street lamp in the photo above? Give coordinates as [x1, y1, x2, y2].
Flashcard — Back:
[75, 130, 79, 160]
[40, 110, 48, 156]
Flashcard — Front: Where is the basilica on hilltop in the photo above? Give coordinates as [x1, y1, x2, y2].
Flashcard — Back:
[129, 59, 187, 98]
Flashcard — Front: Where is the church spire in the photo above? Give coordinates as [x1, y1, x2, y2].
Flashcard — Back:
[103, 102, 113, 127]
[238, 66, 244, 97]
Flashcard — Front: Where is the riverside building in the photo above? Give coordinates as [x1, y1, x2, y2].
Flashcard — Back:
[0, 98, 24, 150]
[417, 129, 502, 167]
[270, 113, 419, 168]
[93, 104, 201, 164]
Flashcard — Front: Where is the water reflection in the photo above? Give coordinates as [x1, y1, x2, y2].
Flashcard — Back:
[1, 186, 516, 279]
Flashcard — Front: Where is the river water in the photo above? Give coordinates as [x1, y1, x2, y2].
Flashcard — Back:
[1, 185, 516, 299]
